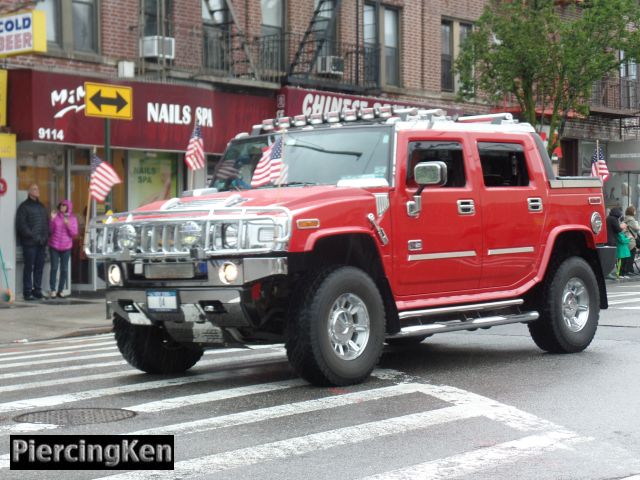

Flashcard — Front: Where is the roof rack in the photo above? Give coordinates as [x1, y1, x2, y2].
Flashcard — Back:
[250, 107, 527, 136]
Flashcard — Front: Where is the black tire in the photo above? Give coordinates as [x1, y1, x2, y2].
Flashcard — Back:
[286, 266, 386, 386]
[113, 315, 203, 373]
[386, 335, 429, 346]
[528, 256, 599, 353]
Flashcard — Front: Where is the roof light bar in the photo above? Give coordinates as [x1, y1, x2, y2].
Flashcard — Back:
[325, 111, 340, 123]
[341, 109, 358, 122]
[457, 113, 514, 123]
[309, 113, 323, 125]
[276, 116, 291, 129]
[360, 107, 375, 120]
[376, 106, 393, 118]
[293, 114, 307, 127]
[262, 119, 275, 131]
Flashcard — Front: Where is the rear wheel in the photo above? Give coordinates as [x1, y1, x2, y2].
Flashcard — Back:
[286, 266, 385, 386]
[528, 256, 599, 353]
[113, 315, 203, 373]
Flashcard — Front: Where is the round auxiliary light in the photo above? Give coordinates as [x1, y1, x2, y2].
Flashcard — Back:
[180, 221, 202, 246]
[107, 264, 122, 286]
[591, 212, 603, 235]
[117, 224, 137, 250]
[219, 262, 239, 284]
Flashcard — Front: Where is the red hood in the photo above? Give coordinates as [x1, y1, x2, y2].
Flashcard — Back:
[135, 186, 386, 216]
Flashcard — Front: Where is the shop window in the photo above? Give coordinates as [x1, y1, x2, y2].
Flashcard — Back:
[478, 142, 530, 187]
[128, 151, 178, 209]
[36, 0, 99, 54]
[407, 141, 466, 188]
[17, 150, 65, 211]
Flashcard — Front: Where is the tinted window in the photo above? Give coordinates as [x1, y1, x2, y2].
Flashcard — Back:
[478, 142, 530, 187]
[408, 141, 465, 188]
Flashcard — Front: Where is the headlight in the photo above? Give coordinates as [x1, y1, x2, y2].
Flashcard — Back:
[180, 221, 202, 247]
[117, 225, 137, 250]
[591, 212, 603, 234]
[107, 264, 122, 286]
[222, 223, 239, 248]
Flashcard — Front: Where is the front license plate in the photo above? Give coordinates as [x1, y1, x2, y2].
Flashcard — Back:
[146, 290, 179, 312]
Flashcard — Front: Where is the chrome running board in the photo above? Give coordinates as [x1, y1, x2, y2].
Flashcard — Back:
[398, 299, 523, 320]
[388, 311, 539, 339]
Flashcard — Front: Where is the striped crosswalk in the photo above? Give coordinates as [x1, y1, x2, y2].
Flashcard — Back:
[0, 331, 609, 479]
[606, 286, 640, 309]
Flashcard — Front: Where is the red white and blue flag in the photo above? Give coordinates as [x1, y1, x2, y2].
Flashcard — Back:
[251, 136, 287, 187]
[89, 153, 122, 202]
[591, 145, 610, 183]
[185, 123, 205, 171]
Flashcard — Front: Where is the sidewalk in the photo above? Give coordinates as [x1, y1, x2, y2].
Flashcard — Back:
[0, 292, 111, 345]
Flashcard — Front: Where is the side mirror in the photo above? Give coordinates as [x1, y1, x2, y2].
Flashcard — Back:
[414, 161, 447, 188]
[407, 161, 448, 218]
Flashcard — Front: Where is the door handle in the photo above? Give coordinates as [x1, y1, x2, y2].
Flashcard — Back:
[457, 199, 475, 215]
[528, 197, 543, 212]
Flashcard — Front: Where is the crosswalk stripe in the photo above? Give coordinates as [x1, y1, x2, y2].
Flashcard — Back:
[614, 306, 640, 310]
[607, 291, 640, 298]
[0, 350, 283, 394]
[0, 338, 115, 358]
[607, 298, 640, 305]
[0, 351, 286, 414]
[359, 430, 589, 480]
[98, 405, 480, 479]
[0, 345, 116, 362]
[131, 383, 419, 435]
[0, 423, 59, 434]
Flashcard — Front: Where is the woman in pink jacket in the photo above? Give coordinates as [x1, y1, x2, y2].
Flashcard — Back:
[48, 199, 78, 298]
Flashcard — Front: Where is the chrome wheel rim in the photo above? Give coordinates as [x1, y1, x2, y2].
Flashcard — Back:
[327, 293, 370, 360]
[561, 277, 590, 332]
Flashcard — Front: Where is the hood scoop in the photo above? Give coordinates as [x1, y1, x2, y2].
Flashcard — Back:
[163, 193, 247, 211]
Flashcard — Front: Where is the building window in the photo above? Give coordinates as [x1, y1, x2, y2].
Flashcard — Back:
[620, 50, 638, 109]
[442, 19, 473, 93]
[384, 8, 399, 86]
[144, 0, 172, 37]
[202, 0, 229, 71]
[37, 0, 98, 54]
[364, 3, 400, 87]
[260, 0, 285, 72]
[314, 0, 336, 56]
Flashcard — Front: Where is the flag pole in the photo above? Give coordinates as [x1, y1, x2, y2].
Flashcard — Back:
[83, 147, 96, 256]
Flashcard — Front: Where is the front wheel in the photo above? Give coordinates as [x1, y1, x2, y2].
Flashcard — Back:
[113, 315, 203, 373]
[286, 266, 386, 386]
[528, 256, 600, 353]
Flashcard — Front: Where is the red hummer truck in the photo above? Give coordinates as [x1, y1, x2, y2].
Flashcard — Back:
[86, 108, 616, 386]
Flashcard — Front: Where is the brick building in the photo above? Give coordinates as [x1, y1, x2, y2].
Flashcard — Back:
[0, 0, 636, 295]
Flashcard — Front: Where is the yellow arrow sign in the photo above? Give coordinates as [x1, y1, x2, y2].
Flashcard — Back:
[85, 82, 133, 120]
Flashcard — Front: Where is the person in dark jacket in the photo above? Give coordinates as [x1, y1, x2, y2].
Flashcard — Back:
[16, 184, 49, 300]
[605, 206, 625, 279]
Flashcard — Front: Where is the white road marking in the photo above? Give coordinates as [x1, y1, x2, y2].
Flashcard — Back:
[0, 360, 127, 381]
[615, 306, 640, 310]
[98, 405, 480, 479]
[607, 298, 640, 306]
[0, 351, 286, 414]
[0, 338, 115, 358]
[0, 350, 283, 394]
[359, 430, 589, 480]
[0, 345, 116, 362]
[0, 423, 59, 434]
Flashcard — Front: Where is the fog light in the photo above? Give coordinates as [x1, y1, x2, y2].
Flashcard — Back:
[218, 262, 239, 284]
[107, 264, 122, 286]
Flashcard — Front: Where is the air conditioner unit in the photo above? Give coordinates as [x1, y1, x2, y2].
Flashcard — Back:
[140, 36, 175, 60]
[316, 56, 344, 76]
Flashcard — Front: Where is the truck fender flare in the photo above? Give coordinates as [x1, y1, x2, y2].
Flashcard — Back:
[535, 224, 596, 284]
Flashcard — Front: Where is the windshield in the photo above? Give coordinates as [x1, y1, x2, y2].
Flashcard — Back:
[209, 126, 393, 191]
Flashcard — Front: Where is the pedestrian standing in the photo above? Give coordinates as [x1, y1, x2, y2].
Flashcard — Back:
[48, 200, 78, 298]
[605, 207, 624, 280]
[15, 184, 49, 300]
[624, 206, 640, 275]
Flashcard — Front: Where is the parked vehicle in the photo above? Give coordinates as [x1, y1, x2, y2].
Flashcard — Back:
[86, 108, 616, 386]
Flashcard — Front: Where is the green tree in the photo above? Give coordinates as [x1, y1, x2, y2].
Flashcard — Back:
[456, 0, 640, 155]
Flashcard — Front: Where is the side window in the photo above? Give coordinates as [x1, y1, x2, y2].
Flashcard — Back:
[478, 142, 530, 187]
[407, 141, 465, 188]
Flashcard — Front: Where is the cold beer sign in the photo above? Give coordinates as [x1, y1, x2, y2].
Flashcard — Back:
[0, 10, 47, 57]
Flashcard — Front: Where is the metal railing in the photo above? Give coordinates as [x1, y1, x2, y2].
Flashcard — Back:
[590, 78, 640, 112]
[199, 30, 380, 91]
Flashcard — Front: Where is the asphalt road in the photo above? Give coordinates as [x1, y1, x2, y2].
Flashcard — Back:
[0, 283, 639, 479]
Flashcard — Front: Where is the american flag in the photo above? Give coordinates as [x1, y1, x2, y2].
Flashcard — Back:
[591, 145, 610, 183]
[185, 123, 205, 171]
[89, 153, 122, 203]
[251, 136, 286, 187]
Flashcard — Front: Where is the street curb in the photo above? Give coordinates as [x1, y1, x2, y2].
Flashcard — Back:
[53, 325, 113, 340]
